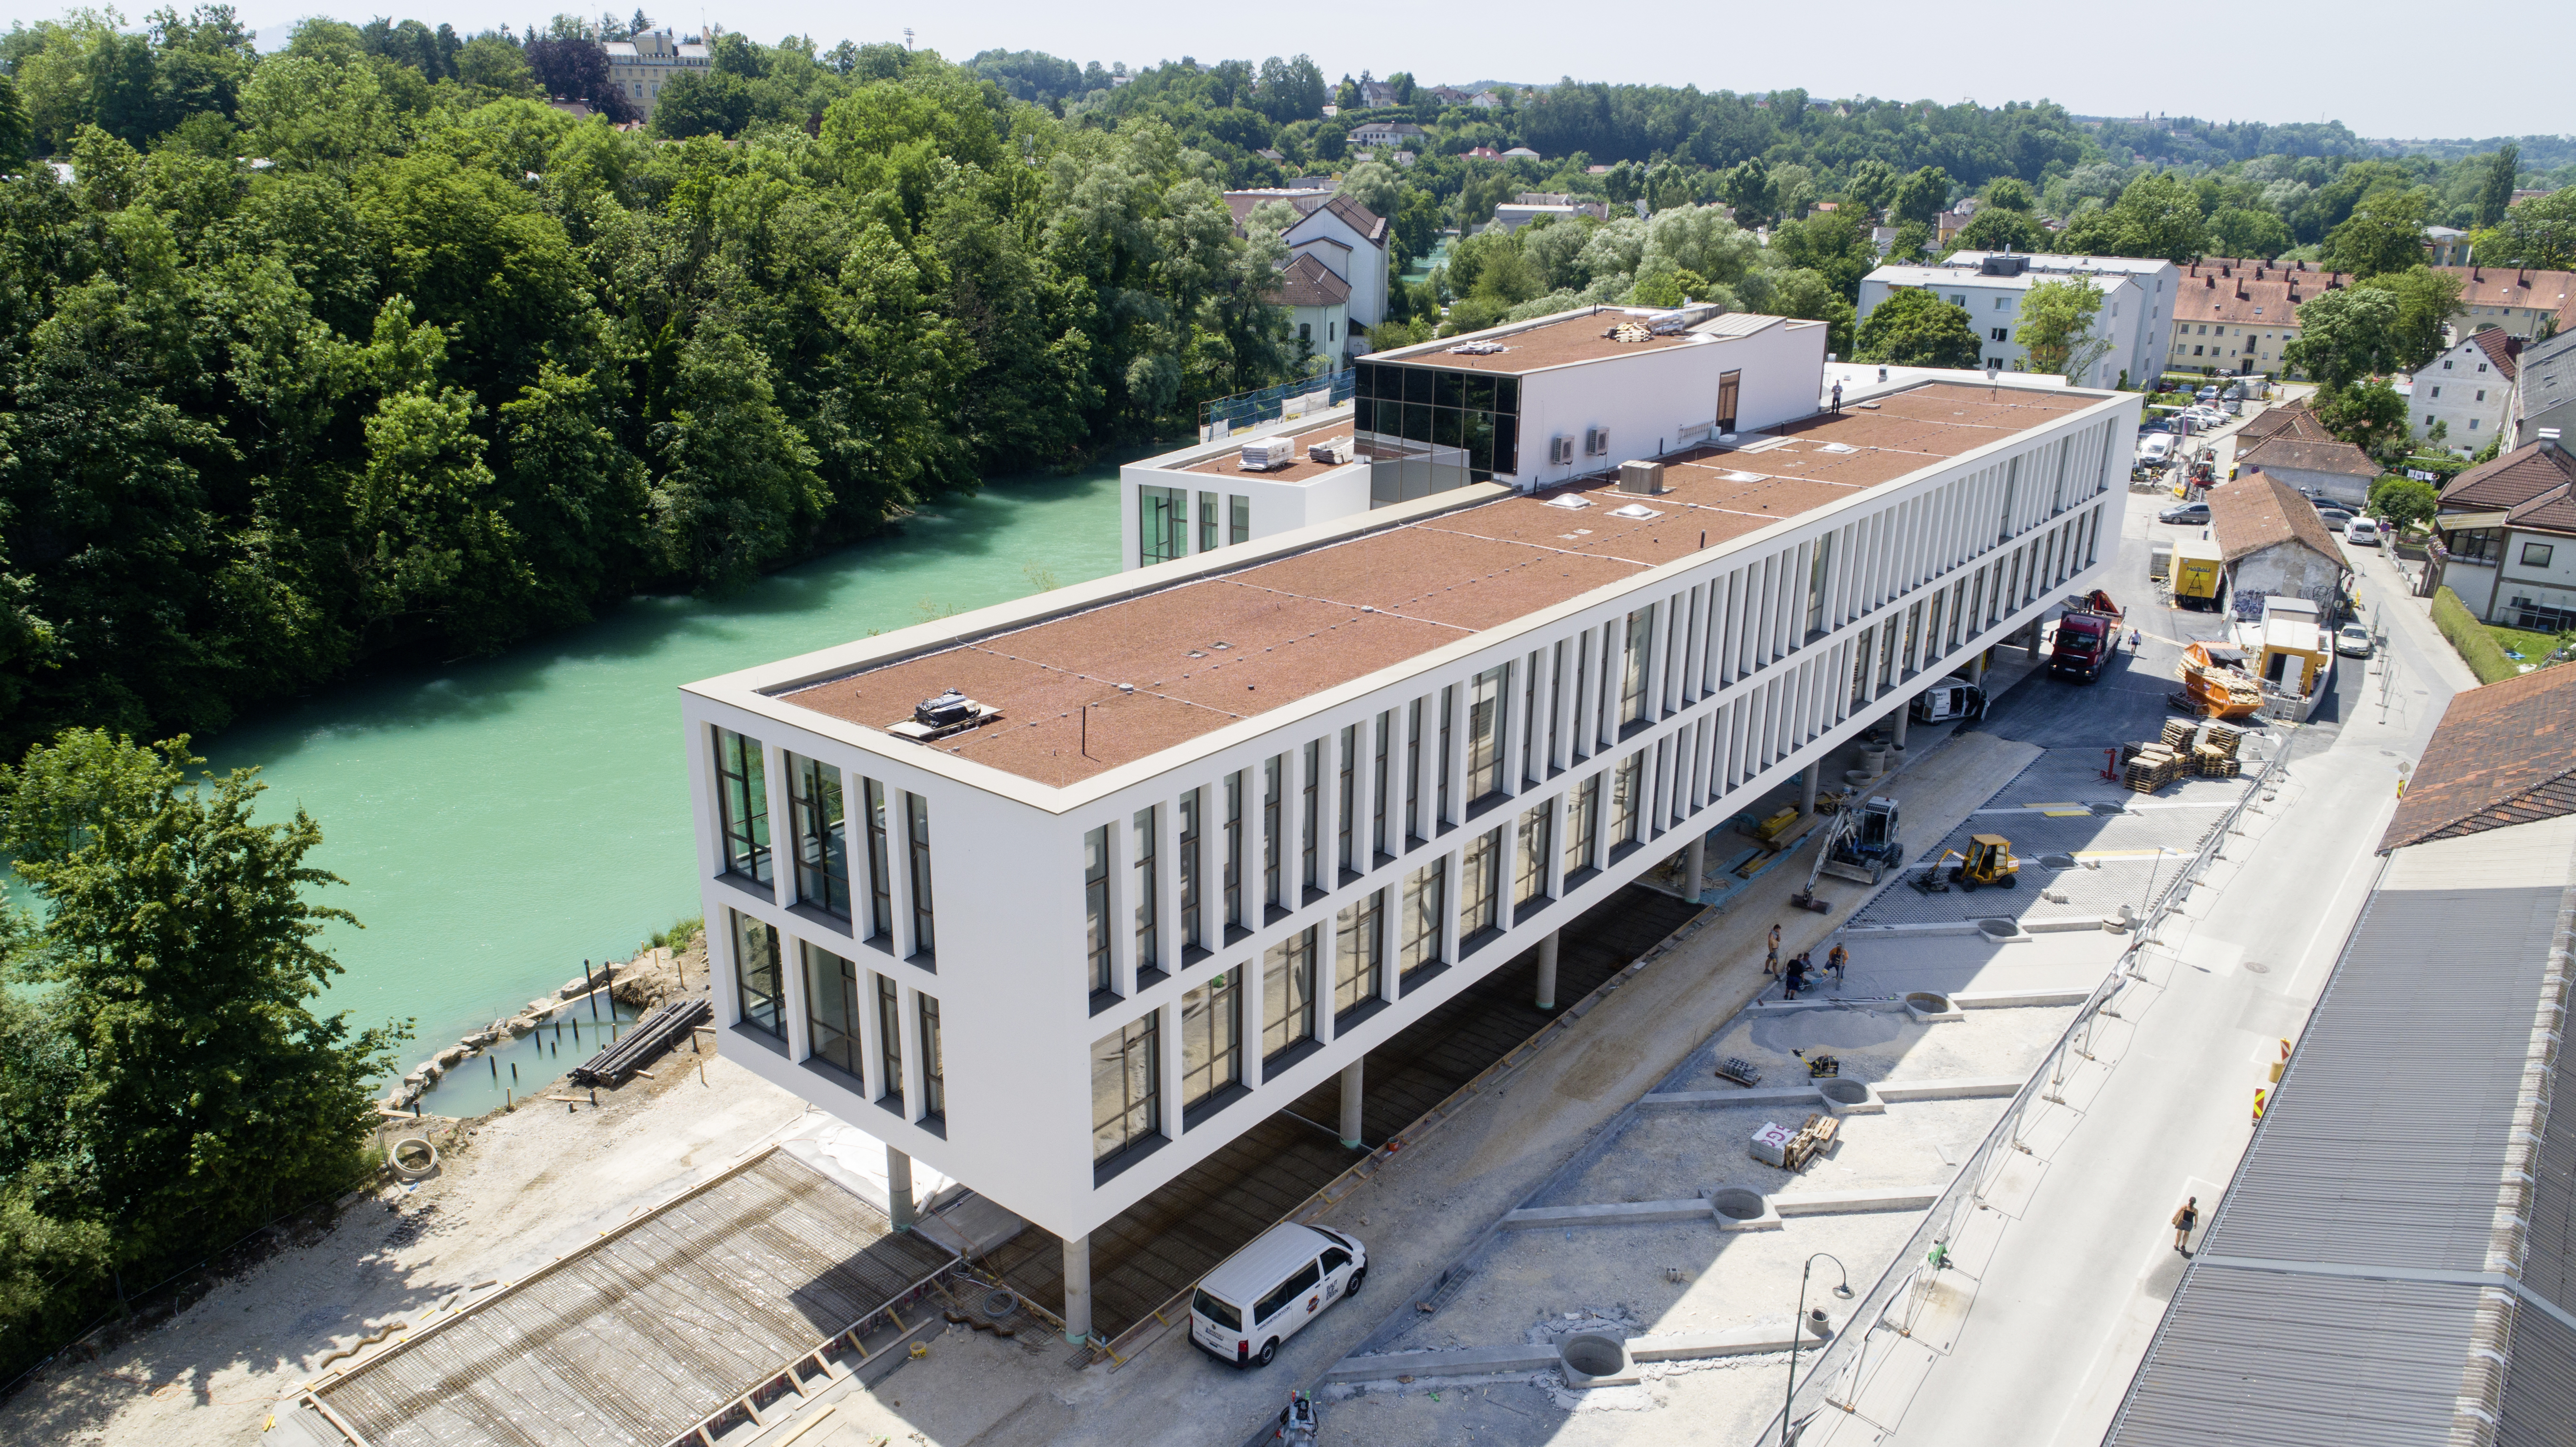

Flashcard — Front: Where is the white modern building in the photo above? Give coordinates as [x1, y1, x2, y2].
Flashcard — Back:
[1123, 306, 1830, 568]
[680, 319, 2137, 1347]
[1858, 252, 2180, 390]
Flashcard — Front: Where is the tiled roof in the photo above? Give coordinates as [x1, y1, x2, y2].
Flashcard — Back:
[2173, 260, 2336, 330]
[2235, 434, 2378, 484]
[1271, 252, 1350, 308]
[2380, 661, 2576, 850]
[1317, 194, 1388, 244]
[2435, 265, 2576, 330]
[2467, 327, 2521, 381]
[2235, 400, 2337, 447]
[2440, 440, 2576, 535]
[2209, 474, 2347, 564]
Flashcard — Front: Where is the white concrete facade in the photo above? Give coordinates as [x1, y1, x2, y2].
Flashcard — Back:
[1859, 253, 2180, 391]
[681, 378, 2138, 1270]
[2410, 333, 2513, 452]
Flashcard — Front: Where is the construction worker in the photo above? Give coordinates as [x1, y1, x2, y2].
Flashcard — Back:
[1783, 952, 1810, 1000]
[1767, 923, 1782, 977]
[1825, 942, 1848, 985]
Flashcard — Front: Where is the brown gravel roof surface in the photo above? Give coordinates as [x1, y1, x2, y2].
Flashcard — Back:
[1372, 312, 1703, 374]
[1184, 421, 1357, 481]
[780, 382, 2083, 787]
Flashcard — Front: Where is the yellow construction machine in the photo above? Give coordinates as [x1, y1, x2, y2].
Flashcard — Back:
[1915, 833, 2020, 893]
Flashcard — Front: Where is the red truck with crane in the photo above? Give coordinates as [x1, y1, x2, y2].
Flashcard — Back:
[2048, 590, 2125, 683]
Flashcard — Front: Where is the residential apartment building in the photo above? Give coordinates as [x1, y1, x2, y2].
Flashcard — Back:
[2410, 328, 2519, 453]
[1858, 252, 2178, 389]
[2163, 258, 2332, 377]
[1223, 190, 1392, 350]
[1122, 307, 1828, 565]
[681, 331, 2135, 1345]
[603, 28, 710, 117]
[2436, 263, 2576, 344]
[2431, 437, 2576, 632]
[1346, 120, 1428, 149]
[1274, 253, 1349, 361]
[2510, 329, 2576, 449]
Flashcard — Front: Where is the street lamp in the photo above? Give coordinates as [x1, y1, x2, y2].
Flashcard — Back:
[1783, 1252, 1854, 1445]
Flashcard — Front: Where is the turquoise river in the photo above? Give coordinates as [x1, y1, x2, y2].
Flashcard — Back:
[194, 465, 1124, 1065]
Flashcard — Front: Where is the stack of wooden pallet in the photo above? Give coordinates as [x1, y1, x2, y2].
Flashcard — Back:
[2122, 743, 2182, 793]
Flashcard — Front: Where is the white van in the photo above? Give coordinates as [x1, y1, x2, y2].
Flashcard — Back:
[1189, 1223, 1367, 1368]
[2136, 435, 2173, 466]
[2345, 516, 2381, 547]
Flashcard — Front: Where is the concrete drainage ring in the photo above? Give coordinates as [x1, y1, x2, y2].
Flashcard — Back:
[1560, 1332, 1629, 1384]
[1709, 1187, 1767, 1222]
[1819, 1079, 1870, 1106]
[1976, 918, 2020, 940]
[2039, 852, 2079, 871]
[1906, 991, 1953, 1014]
[387, 1136, 439, 1181]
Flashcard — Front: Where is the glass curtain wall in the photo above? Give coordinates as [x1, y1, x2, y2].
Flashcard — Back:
[1354, 362, 1520, 502]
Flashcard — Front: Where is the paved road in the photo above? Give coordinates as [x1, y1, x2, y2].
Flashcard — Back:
[1824, 491, 2470, 1447]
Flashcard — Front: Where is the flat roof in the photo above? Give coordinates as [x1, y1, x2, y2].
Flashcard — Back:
[1368, 310, 1716, 375]
[778, 383, 2100, 789]
[1182, 420, 1357, 482]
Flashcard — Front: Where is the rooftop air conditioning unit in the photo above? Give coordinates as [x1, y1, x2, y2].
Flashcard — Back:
[1584, 426, 1610, 457]
[1241, 435, 1296, 471]
[1618, 460, 1667, 495]
[1307, 437, 1354, 465]
[888, 686, 1002, 742]
[1550, 435, 1575, 465]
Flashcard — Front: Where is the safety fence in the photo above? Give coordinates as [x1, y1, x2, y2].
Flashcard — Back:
[1762, 740, 2290, 1444]
[1197, 367, 1354, 442]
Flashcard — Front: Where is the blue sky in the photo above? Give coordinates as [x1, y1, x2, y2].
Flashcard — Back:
[234, 0, 2569, 140]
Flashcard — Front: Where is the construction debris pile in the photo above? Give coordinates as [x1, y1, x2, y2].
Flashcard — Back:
[2120, 719, 2249, 793]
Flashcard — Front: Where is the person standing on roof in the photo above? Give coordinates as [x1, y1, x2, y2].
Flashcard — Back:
[1767, 922, 1782, 977]
[1831, 379, 1844, 414]
[2171, 1197, 2199, 1256]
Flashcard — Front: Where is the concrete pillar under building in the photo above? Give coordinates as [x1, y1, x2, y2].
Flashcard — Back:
[1339, 1060, 1365, 1149]
[1800, 765, 1820, 817]
[1683, 834, 1708, 904]
[1063, 1233, 1093, 1344]
[1968, 651, 1986, 685]
[1535, 931, 1561, 1011]
[1891, 699, 1910, 750]
[886, 1146, 916, 1232]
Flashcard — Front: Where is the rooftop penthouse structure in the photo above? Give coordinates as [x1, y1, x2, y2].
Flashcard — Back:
[681, 315, 2139, 1345]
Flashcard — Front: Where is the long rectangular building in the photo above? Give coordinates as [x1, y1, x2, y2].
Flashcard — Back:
[681, 320, 2138, 1344]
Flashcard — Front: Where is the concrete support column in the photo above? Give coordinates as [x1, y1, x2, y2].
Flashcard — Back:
[1891, 699, 1910, 750]
[1967, 650, 1986, 685]
[1338, 1060, 1365, 1149]
[886, 1146, 916, 1232]
[1800, 764, 1820, 817]
[1535, 931, 1561, 1011]
[1683, 834, 1708, 905]
[1063, 1233, 1093, 1345]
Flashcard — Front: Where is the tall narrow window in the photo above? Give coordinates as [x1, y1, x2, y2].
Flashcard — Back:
[1230, 493, 1251, 545]
[1520, 652, 1540, 785]
[1301, 740, 1321, 895]
[904, 793, 935, 956]
[1338, 725, 1357, 877]
[1547, 640, 1565, 767]
[1564, 775, 1599, 878]
[1178, 789, 1204, 953]
[863, 779, 892, 941]
[1620, 608, 1655, 724]
[1138, 485, 1186, 567]
[1223, 771, 1244, 930]
[1181, 970, 1241, 1110]
[1198, 490, 1221, 552]
[1091, 1014, 1159, 1163]
[1571, 631, 1593, 758]
[785, 754, 849, 919]
[732, 910, 783, 1038]
[875, 973, 904, 1110]
[713, 728, 772, 884]
[803, 941, 860, 1078]
[1458, 828, 1502, 939]
[1132, 805, 1159, 976]
[1084, 825, 1113, 994]
[1336, 890, 1384, 1015]
[1436, 685, 1455, 824]
[1263, 755, 1283, 910]
[1514, 801, 1553, 907]
[1399, 860, 1445, 975]
[1262, 928, 1318, 1063]
[916, 994, 944, 1121]
[1610, 753, 1643, 847]
[1807, 534, 1833, 636]
[1404, 699, 1424, 843]
[1466, 664, 1508, 802]
[1372, 713, 1392, 858]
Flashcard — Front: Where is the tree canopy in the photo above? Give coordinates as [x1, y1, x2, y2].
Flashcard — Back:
[1854, 288, 1980, 368]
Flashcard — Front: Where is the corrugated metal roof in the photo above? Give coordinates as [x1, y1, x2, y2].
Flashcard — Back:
[2204, 883, 2560, 1271]
[2109, 1268, 2486, 1447]
[2497, 1300, 2576, 1447]
[2527, 1013, 2576, 1318]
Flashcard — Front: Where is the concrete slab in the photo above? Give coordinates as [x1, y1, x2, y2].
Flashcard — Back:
[1772, 1185, 1947, 1216]
[1876, 1077, 2027, 1102]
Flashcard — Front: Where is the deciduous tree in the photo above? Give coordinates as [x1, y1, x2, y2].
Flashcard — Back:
[1855, 288, 1979, 368]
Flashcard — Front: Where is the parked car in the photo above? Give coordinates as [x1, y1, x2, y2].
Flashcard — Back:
[1192, 1223, 1367, 1368]
[2317, 508, 2356, 530]
[2220, 383, 2244, 401]
[2335, 624, 2375, 658]
[2182, 406, 2228, 427]
[2137, 436, 2174, 466]
[2195, 385, 2221, 402]
[2345, 516, 2382, 547]
[2159, 501, 2211, 524]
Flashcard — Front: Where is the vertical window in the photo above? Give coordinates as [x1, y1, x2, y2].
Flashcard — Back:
[1263, 755, 1283, 910]
[863, 779, 892, 940]
[1620, 608, 1655, 724]
[1223, 771, 1244, 929]
[1133, 805, 1159, 975]
[713, 728, 772, 884]
[917, 994, 944, 1121]
[803, 941, 860, 1077]
[1178, 789, 1204, 953]
[875, 973, 904, 1109]
[1139, 485, 1186, 567]
[1372, 712, 1392, 858]
[1262, 928, 1318, 1062]
[1091, 1014, 1159, 1163]
[1806, 535, 1833, 635]
[1547, 640, 1565, 765]
[1336, 890, 1384, 1015]
[1404, 699, 1424, 842]
[1514, 801, 1553, 906]
[1230, 493, 1251, 545]
[785, 754, 849, 919]
[1399, 860, 1445, 975]
[1610, 753, 1643, 847]
[1301, 740, 1321, 895]
[1198, 490, 1220, 552]
[1181, 970, 1241, 1109]
[732, 910, 783, 1038]
[1458, 828, 1502, 939]
[1520, 651, 1540, 785]
[1466, 664, 1508, 801]
[1572, 631, 1593, 756]
[1564, 775, 1599, 878]
[1338, 725, 1357, 876]
[1436, 685, 1455, 824]
[905, 793, 935, 956]
[1084, 826, 1113, 994]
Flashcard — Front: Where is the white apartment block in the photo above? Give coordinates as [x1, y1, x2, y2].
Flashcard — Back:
[1123, 307, 1828, 567]
[2410, 329, 2518, 453]
[1859, 253, 2180, 390]
[604, 28, 710, 117]
[681, 329, 2137, 1346]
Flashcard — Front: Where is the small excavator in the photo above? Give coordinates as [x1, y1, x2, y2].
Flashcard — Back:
[1790, 796, 1904, 912]
[1913, 833, 2019, 893]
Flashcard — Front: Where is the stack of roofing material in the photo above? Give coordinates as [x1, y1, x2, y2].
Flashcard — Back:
[568, 995, 713, 1086]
